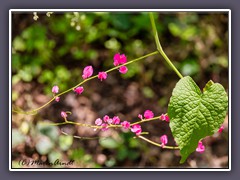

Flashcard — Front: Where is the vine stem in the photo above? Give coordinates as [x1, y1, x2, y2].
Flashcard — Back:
[149, 12, 183, 79]
[12, 51, 158, 115]
[40, 115, 161, 128]
[138, 135, 180, 150]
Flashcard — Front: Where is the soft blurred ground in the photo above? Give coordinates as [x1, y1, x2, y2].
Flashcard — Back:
[11, 12, 229, 168]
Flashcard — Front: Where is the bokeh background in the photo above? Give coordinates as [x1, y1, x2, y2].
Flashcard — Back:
[11, 12, 229, 168]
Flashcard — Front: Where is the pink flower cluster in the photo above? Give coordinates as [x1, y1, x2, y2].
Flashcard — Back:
[94, 115, 121, 131]
[113, 53, 128, 74]
[160, 114, 170, 122]
[94, 114, 142, 136]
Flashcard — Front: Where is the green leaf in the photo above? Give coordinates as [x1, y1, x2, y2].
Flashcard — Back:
[168, 76, 228, 163]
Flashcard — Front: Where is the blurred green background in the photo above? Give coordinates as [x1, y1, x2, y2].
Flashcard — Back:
[12, 12, 229, 168]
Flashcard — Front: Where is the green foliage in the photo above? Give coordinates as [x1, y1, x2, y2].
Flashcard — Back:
[168, 76, 228, 163]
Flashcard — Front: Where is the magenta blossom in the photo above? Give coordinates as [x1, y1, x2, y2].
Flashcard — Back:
[160, 135, 168, 148]
[82, 65, 93, 79]
[218, 125, 224, 133]
[55, 96, 60, 102]
[196, 141, 205, 153]
[113, 53, 127, 66]
[107, 118, 113, 124]
[121, 121, 131, 129]
[74, 86, 84, 95]
[112, 116, 120, 125]
[95, 118, 103, 126]
[160, 114, 170, 122]
[61, 111, 67, 119]
[119, 66, 128, 74]
[144, 110, 154, 119]
[131, 124, 142, 136]
[101, 123, 109, 131]
[98, 72, 108, 81]
[52, 85, 59, 94]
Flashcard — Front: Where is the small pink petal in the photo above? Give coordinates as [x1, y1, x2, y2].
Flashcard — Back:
[52, 85, 59, 94]
[138, 114, 143, 120]
[103, 115, 110, 122]
[82, 65, 93, 79]
[131, 124, 142, 136]
[101, 123, 109, 131]
[144, 110, 154, 119]
[119, 66, 128, 74]
[196, 141, 205, 153]
[55, 96, 60, 102]
[95, 118, 102, 126]
[218, 125, 224, 133]
[61, 111, 67, 119]
[112, 116, 120, 125]
[160, 135, 168, 148]
[74, 86, 84, 95]
[98, 72, 108, 81]
[121, 121, 131, 129]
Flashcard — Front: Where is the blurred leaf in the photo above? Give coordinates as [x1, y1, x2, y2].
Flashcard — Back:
[68, 148, 85, 161]
[48, 150, 62, 163]
[142, 86, 155, 98]
[36, 123, 59, 142]
[180, 59, 200, 76]
[105, 158, 116, 167]
[12, 129, 25, 148]
[104, 38, 121, 50]
[99, 137, 121, 149]
[35, 136, 54, 155]
[117, 147, 128, 161]
[13, 36, 26, 51]
[19, 121, 30, 135]
[59, 135, 73, 151]
[128, 150, 140, 160]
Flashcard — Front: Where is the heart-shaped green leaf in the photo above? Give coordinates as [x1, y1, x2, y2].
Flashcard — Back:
[168, 76, 228, 163]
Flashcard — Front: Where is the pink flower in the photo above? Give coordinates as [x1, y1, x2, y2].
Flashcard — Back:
[138, 114, 143, 120]
[112, 116, 120, 125]
[144, 110, 154, 119]
[52, 85, 59, 94]
[95, 118, 102, 126]
[82, 66, 93, 79]
[61, 111, 67, 119]
[55, 96, 60, 102]
[131, 124, 142, 136]
[113, 53, 127, 66]
[74, 86, 84, 95]
[121, 121, 131, 129]
[196, 141, 205, 153]
[218, 125, 224, 133]
[103, 115, 110, 123]
[101, 123, 108, 131]
[160, 114, 170, 122]
[98, 72, 108, 81]
[119, 66, 128, 74]
[160, 135, 168, 148]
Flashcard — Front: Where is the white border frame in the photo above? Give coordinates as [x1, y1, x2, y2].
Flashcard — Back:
[9, 9, 231, 171]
